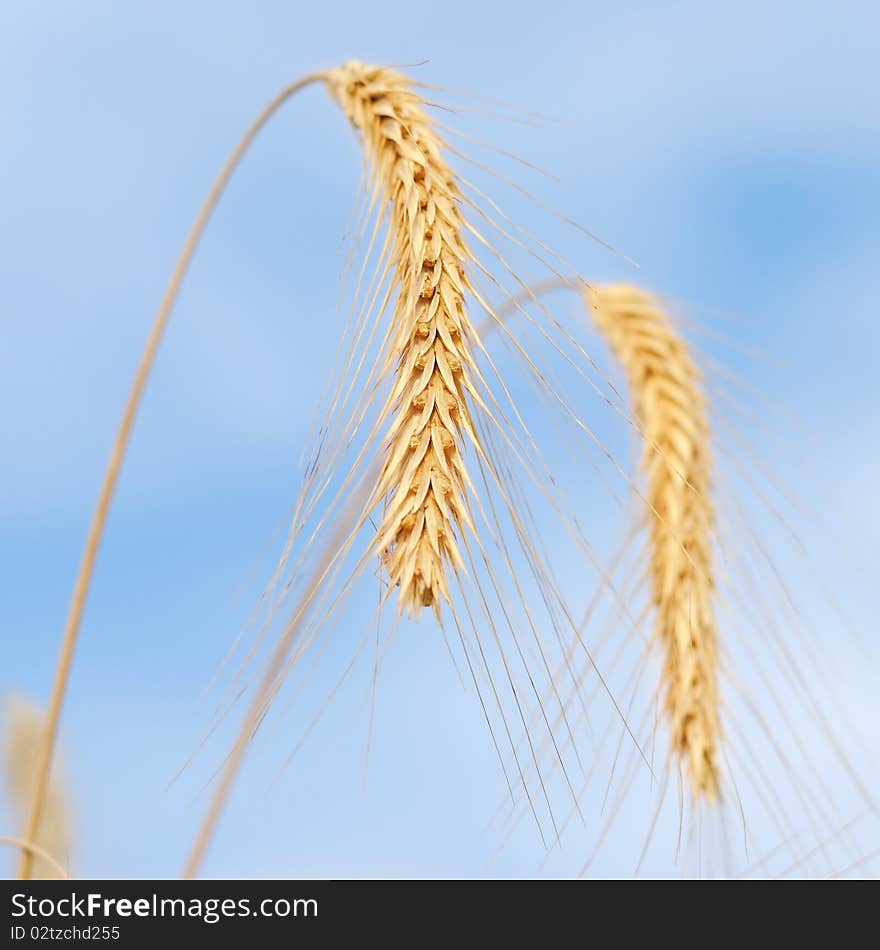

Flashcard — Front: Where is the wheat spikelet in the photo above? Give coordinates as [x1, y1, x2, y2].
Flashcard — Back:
[326, 62, 479, 617]
[4, 698, 72, 878]
[585, 284, 720, 800]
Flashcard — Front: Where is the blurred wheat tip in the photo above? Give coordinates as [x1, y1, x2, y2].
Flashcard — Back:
[326, 62, 478, 617]
[4, 698, 72, 879]
[587, 284, 721, 800]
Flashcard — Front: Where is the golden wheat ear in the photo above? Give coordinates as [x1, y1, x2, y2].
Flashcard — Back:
[326, 62, 479, 618]
[184, 65, 652, 873]
[585, 284, 721, 801]
[4, 698, 73, 879]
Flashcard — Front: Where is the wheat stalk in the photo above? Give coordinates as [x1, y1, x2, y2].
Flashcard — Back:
[0, 836, 69, 880]
[4, 698, 72, 879]
[327, 62, 480, 617]
[17, 70, 327, 879]
[585, 283, 720, 800]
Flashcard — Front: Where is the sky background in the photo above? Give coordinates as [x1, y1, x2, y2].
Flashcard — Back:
[1, 1, 878, 878]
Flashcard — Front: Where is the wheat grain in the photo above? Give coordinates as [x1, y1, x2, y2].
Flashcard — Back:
[585, 283, 720, 800]
[326, 61, 479, 617]
[4, 698, 72, 879]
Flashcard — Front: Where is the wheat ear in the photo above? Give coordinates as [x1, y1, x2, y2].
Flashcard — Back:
[183, 62, 484, 875]
[4, 699, 72, 879]
[585, 284, 721, 800]
[327, 62, 478, 617]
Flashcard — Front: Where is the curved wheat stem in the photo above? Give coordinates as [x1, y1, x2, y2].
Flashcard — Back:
[0, 836, 70, 880]
[17, 71, 327, 879]
[327, 61, 479, 617]
[585, 283, 720, 800]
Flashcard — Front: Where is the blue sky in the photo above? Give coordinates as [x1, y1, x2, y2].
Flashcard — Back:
[1, 1, 878, 878]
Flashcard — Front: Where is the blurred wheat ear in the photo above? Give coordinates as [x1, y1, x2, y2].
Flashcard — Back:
[585, 284, 720, 800]
[4, 698, 73, 879]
